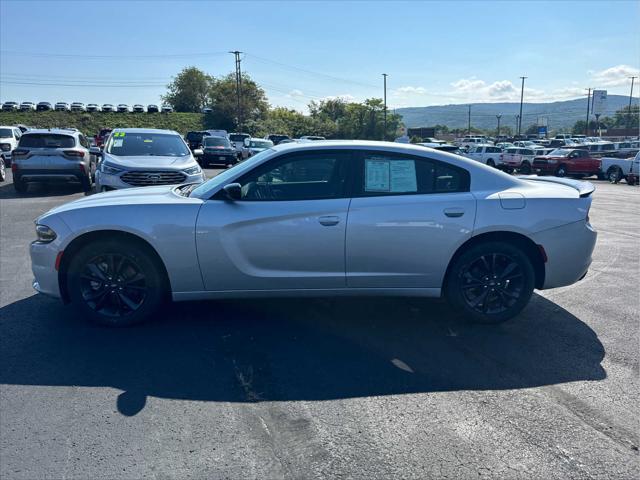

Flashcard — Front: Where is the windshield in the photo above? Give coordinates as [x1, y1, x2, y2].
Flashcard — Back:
[0, 128, 12, 138]
[190, 148, 275, 198]
[186, 131, 205, 141]
[106, 132, 189, 157]
[249, 140, 273, 148]
[19, 133, 75, 148]
[203, 137, 232, 148]
[229, 134, 250, 142]
[549, 149, 571, 156]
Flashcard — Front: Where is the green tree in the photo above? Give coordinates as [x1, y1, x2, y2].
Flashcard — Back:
[308, 98, 349, 122]
[613, 105, 639, 128]
[206, 73, 269, 131]
[162, 67, 214, 113]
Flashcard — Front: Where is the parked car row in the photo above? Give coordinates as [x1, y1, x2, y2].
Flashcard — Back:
[2, 101, 173, 113]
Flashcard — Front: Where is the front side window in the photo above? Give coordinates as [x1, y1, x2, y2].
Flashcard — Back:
[357, 152, 469, 196]
[236, 151, 349, 201]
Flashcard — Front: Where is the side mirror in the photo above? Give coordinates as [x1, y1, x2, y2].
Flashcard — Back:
[89, 146, 102, 156]
[222, 183, 242, 201]
[193, 149, 203, 157]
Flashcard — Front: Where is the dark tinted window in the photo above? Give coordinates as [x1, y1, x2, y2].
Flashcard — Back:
[19, 134, 75, 148]
[203, 137, 231, 147]
[0, 128, 12, 138]
[236, 151, 348, 201]
[229, 134, 250, 142]
[357, 152, 469, 196]
[186, 131, 205, 141]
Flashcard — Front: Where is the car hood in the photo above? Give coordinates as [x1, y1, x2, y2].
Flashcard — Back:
[40, 185, 202, 220]
[103, 154, 195, 169]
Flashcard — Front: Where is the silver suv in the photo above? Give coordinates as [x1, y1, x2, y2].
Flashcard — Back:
[94, 128, 205, 191]
[11, 129, 96, 193]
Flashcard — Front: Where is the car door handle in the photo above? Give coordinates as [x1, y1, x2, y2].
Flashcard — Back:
[318, 215, 340, 226]
[443, 208, 465, 218]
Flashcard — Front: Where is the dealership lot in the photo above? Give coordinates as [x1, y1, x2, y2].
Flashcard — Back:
[0, 171, 638, 478]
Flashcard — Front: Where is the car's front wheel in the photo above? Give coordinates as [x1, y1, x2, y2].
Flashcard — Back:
[446, 241, 535, 324]
[67, 239, 166, 327]
[0, 157, 5, 182]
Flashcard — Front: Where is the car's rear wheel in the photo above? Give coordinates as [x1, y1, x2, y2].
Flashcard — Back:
[520, 162, 531, 174]
[486, 159, 495, 168]
[67, 239, 166, 327]
[13, 177, 27, 193]
[0, 158, 5, 182]
[446, 241, 535, 324]
[555, 164, 568, 177]
[607, 166, 622, 183]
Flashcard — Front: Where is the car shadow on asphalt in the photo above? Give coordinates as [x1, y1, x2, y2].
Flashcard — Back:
[0, 181, 89, 199]
[0, 293, 605, 416]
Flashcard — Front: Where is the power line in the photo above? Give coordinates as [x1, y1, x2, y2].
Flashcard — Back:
[0, 50, 227, 59]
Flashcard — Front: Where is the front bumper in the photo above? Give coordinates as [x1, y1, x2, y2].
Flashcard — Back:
[96, 169, 205, 190]
[30, 217, 73, 300]
[202, 152, 238, 165]
[531, 219, 597, 289]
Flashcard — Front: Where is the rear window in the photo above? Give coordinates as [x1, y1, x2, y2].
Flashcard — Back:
[0, 128, 13, 138]
[19, 134, 75, 148]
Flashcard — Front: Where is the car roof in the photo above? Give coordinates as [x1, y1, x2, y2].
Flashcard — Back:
[111, 128, 179, 135]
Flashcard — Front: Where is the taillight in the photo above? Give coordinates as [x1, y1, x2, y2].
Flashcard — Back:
[63, 150, 85, 158]
[11, 163, 18, 172]
[12, 148, 29, 157]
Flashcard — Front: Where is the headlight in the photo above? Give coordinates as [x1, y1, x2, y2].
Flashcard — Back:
[100, 162, 123, 175]
[35, 224, 57, 243]
[183, 165, 202, 175]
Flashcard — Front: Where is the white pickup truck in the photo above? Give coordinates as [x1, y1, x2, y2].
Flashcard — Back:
[462, 145, 503, 167]
[600, 151, 640, 183]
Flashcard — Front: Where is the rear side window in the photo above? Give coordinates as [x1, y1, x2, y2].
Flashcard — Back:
[19, 134, 75, 148]
[357, 152, 469, 196]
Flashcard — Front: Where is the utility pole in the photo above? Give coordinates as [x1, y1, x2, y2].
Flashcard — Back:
[517, 76, 527, 137]
[382, 73, 388, 141]
[496, 114, 502, 138]
[467, 105, 471, 135]
[628, 76, 637, 131]
[585, 88, 591, 136]
[229, 51, 243, 131]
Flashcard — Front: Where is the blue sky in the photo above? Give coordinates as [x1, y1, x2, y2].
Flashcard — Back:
[1, 0, 638, 111]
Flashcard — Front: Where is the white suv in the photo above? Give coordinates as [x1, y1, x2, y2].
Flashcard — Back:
[0, 125, 22, 167]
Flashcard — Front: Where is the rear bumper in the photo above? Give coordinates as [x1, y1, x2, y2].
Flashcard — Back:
[14, 168, 88, 183]
[202, 153, 238, 165]
[531, 219, 597, 289]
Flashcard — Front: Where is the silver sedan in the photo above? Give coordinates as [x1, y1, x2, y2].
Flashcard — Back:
[30, 141, 597, 327]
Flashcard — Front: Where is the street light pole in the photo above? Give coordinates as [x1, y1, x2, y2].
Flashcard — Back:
[628, 76, 637, 131]
[585, 88, 591, 136]
[496, 114, 502, 137]
[517, 76, 527, 137]
[382, 73, 388, 141]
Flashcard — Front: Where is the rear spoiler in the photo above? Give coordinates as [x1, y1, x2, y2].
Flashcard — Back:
[517, 175, 596, 197]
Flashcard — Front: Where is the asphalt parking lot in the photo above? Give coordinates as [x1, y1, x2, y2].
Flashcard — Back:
[0, 170, 638, 479]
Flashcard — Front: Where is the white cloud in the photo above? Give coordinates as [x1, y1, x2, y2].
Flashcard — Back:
[448, 77, 587, 103]
[321, 94, 356, 103]
[589, 64, 640, 87]
[394, 86, 427, 95]
[287, 89, 304, 97]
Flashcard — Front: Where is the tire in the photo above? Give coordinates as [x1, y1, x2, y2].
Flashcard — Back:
[67, 239, 166, 327]
[555, 164, 568, 177]
[0, 158, 5, 182]
[445, 241, 535, 324]
[13, 177, 27, 193]
[520, 162, 531, 174]
[80, 176, 92, 192]
[486, 159, 495, 168]
[607, 166, 622, 184]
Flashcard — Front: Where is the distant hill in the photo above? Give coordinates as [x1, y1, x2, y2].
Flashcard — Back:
[396, 95, 638, 132]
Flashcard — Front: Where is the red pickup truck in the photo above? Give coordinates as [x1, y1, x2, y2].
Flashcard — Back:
[532, 148, 601, 178]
